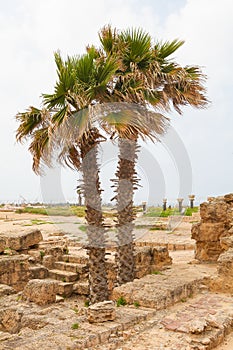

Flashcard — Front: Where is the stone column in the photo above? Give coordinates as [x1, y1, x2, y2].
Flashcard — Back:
[142, 201, 147, 214]
[163, 199, 167, 211]
[189, 195, 195, 208]
[177, 198, 184, 213]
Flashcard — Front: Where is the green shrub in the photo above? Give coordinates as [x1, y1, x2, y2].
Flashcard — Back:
[84, 300, 90, 307]
[117, 296, 127, 307]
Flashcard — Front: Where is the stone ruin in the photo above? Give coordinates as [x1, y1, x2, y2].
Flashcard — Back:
[0, 228, 172, 313]
[191, 193, 233, 292]
[191, 193, 233, 262]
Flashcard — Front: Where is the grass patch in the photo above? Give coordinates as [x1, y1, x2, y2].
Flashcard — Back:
[149, 226, 167, 231]
[116, 296, 127, 307]
[23, 219, 53, 226]
[185, 207, 199, 216]
[144, 206, 199, 217]
[133, 301, 140, 308]
[71, 323, 79, 330]
[16, 205, 86, 217]
[15, 205, 117, 218]
[151, 270, 163, 275]
[78, 225, 87, 232]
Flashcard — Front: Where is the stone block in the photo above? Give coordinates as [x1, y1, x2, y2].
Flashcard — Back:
[23, 279, 58, 305]
[0, 229, 43, 251]
[88, 301, 115, 323]
[0, 255, 30, 290]
[73, 282, 89, 295]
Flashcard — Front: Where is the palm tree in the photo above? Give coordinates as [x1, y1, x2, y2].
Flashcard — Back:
[16, 49, 119, 304]
[98, 26, 208, 285]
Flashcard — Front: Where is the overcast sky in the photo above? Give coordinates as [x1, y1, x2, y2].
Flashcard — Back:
[0, 0, 232, 205]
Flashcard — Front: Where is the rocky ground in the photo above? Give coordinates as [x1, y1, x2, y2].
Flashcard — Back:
[0, 210, 233, 350]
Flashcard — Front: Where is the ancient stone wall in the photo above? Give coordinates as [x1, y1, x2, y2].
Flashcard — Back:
[107, 246, 172, 292]
[191, 193, 233, 262]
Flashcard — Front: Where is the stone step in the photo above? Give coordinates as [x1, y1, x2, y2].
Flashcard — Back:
[111, 263, 216, 309]
[62, 254, 88, 264]
[48, 269, 78, 282]
[54, 261, 88, 275]
[56, 281, 73, 297]
[54, 261, 79, 273]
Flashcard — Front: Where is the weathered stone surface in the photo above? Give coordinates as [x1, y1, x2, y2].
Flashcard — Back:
[191, 222, 227, 242]
[29, 266, 48, 279]
[0, 255, 30, 290]
[45, 246, 63, 259]
[21, 314, 49, 330]
[0, 284, 15, 296]
[0, 307, 23, 333]
[135, 246, 172, 278]
[56, 281, 73, 297]
[195, 241, 223, 262]
[73, 282, 89, 295]
[217, 248, 233, 276]
[220, 235, 233, 250]
[0, 238, 6, 253]
[224, 193, 233, 203]
[0, 229, 43, 251]
[23, 279, 58, 305]
[42, 255, 55, 269]
[88, 301, 116, 323]
[200, 201, 228, 223]
[192, 194, 233, 262]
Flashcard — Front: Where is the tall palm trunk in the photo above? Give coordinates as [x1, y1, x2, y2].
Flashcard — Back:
[114, 136, 139, 285]
[80, 128, 109, 303]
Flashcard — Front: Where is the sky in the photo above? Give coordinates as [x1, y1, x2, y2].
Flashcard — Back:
[0, 0, 232, 206]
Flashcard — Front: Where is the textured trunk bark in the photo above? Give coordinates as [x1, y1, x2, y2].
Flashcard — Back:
[80, 129, 108, 303]
[114, 137, 139, 285]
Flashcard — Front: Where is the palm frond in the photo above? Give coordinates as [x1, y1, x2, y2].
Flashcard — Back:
[99, 25, 119, 54]
[51, 105, 69, 125]
[16, 107, 48, 142]
[119, 28, 153, 70]
[28, 126, 51, 174]
[154, 39, 185, 60]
